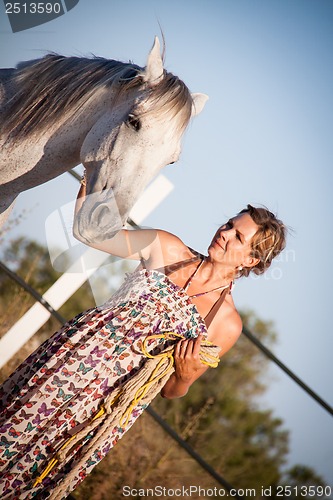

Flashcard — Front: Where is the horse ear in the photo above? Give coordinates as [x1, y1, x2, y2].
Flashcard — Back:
[191, 93, 209, 117]
[144, 36, 164, 86]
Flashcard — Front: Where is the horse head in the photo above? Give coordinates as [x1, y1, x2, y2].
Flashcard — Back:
[74, 37, 208, 243]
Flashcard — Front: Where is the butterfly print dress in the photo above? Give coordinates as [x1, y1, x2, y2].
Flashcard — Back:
[0, 267, 208, 499]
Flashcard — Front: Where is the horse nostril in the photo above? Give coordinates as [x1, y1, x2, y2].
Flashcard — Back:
[96, 206, 109, 225]
[102, 184, 107, 191]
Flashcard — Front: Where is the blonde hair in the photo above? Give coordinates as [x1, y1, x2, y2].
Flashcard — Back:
[239, 205, 287, 277]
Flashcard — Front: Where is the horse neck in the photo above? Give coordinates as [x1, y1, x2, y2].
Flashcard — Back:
[0, 87, 117, 187]
[10, 86, 120, 157]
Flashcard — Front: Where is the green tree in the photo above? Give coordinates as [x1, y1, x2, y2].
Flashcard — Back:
[1, 237, 94, 380]
[278, 465, 327, 499]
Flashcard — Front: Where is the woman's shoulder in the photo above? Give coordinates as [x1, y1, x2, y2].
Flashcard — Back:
[155, 229, 187, 246]
[151, 229, 195, 264]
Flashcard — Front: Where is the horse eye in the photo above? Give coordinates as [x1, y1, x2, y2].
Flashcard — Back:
[127, 114, 141, 132]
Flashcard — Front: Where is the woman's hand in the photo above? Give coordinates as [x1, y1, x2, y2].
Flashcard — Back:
[173, 334, 204, 382]
[74, 170, 87, 218]
[161, 334, 209, 399]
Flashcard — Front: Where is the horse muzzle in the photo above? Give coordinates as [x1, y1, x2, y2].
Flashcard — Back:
[74, 190, 126, 243]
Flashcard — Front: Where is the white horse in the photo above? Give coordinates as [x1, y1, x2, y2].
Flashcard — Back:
[0, 37, 207, 242]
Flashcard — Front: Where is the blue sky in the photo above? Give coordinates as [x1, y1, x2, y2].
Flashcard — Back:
[1, 0, 332, 485]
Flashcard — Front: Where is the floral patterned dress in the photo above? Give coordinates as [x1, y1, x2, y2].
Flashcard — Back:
[0, 267, 208, 499]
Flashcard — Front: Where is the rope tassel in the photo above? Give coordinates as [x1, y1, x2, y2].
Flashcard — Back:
[33, 333, 220, 497]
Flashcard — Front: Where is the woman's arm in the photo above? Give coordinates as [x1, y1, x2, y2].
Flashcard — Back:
[161, 310, 242, 399]
[161, 335, 209, 399]
[73, 180, 170, 262]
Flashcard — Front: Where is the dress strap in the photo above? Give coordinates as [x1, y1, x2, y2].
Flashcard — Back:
[184, 259, 231, 298]
[183, 259, 204, 292]
[182, 257, 232, 327]
[154, 253, 203, 277]
[140, 256, 147, 269]
[204, 284, 232, 328]
[142, 251, 232, 327]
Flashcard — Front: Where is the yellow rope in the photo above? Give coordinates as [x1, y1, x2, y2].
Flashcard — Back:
[32, 404, 108, 487]
[32, 332, 219, 487]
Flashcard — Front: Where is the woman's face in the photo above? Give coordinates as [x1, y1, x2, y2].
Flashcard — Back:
[208, 213, 259, 269]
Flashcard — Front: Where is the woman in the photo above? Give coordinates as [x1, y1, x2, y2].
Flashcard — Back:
[0, 180, 286, 499]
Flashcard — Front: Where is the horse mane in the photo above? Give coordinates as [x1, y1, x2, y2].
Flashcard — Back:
[1, 53, 192, 140]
